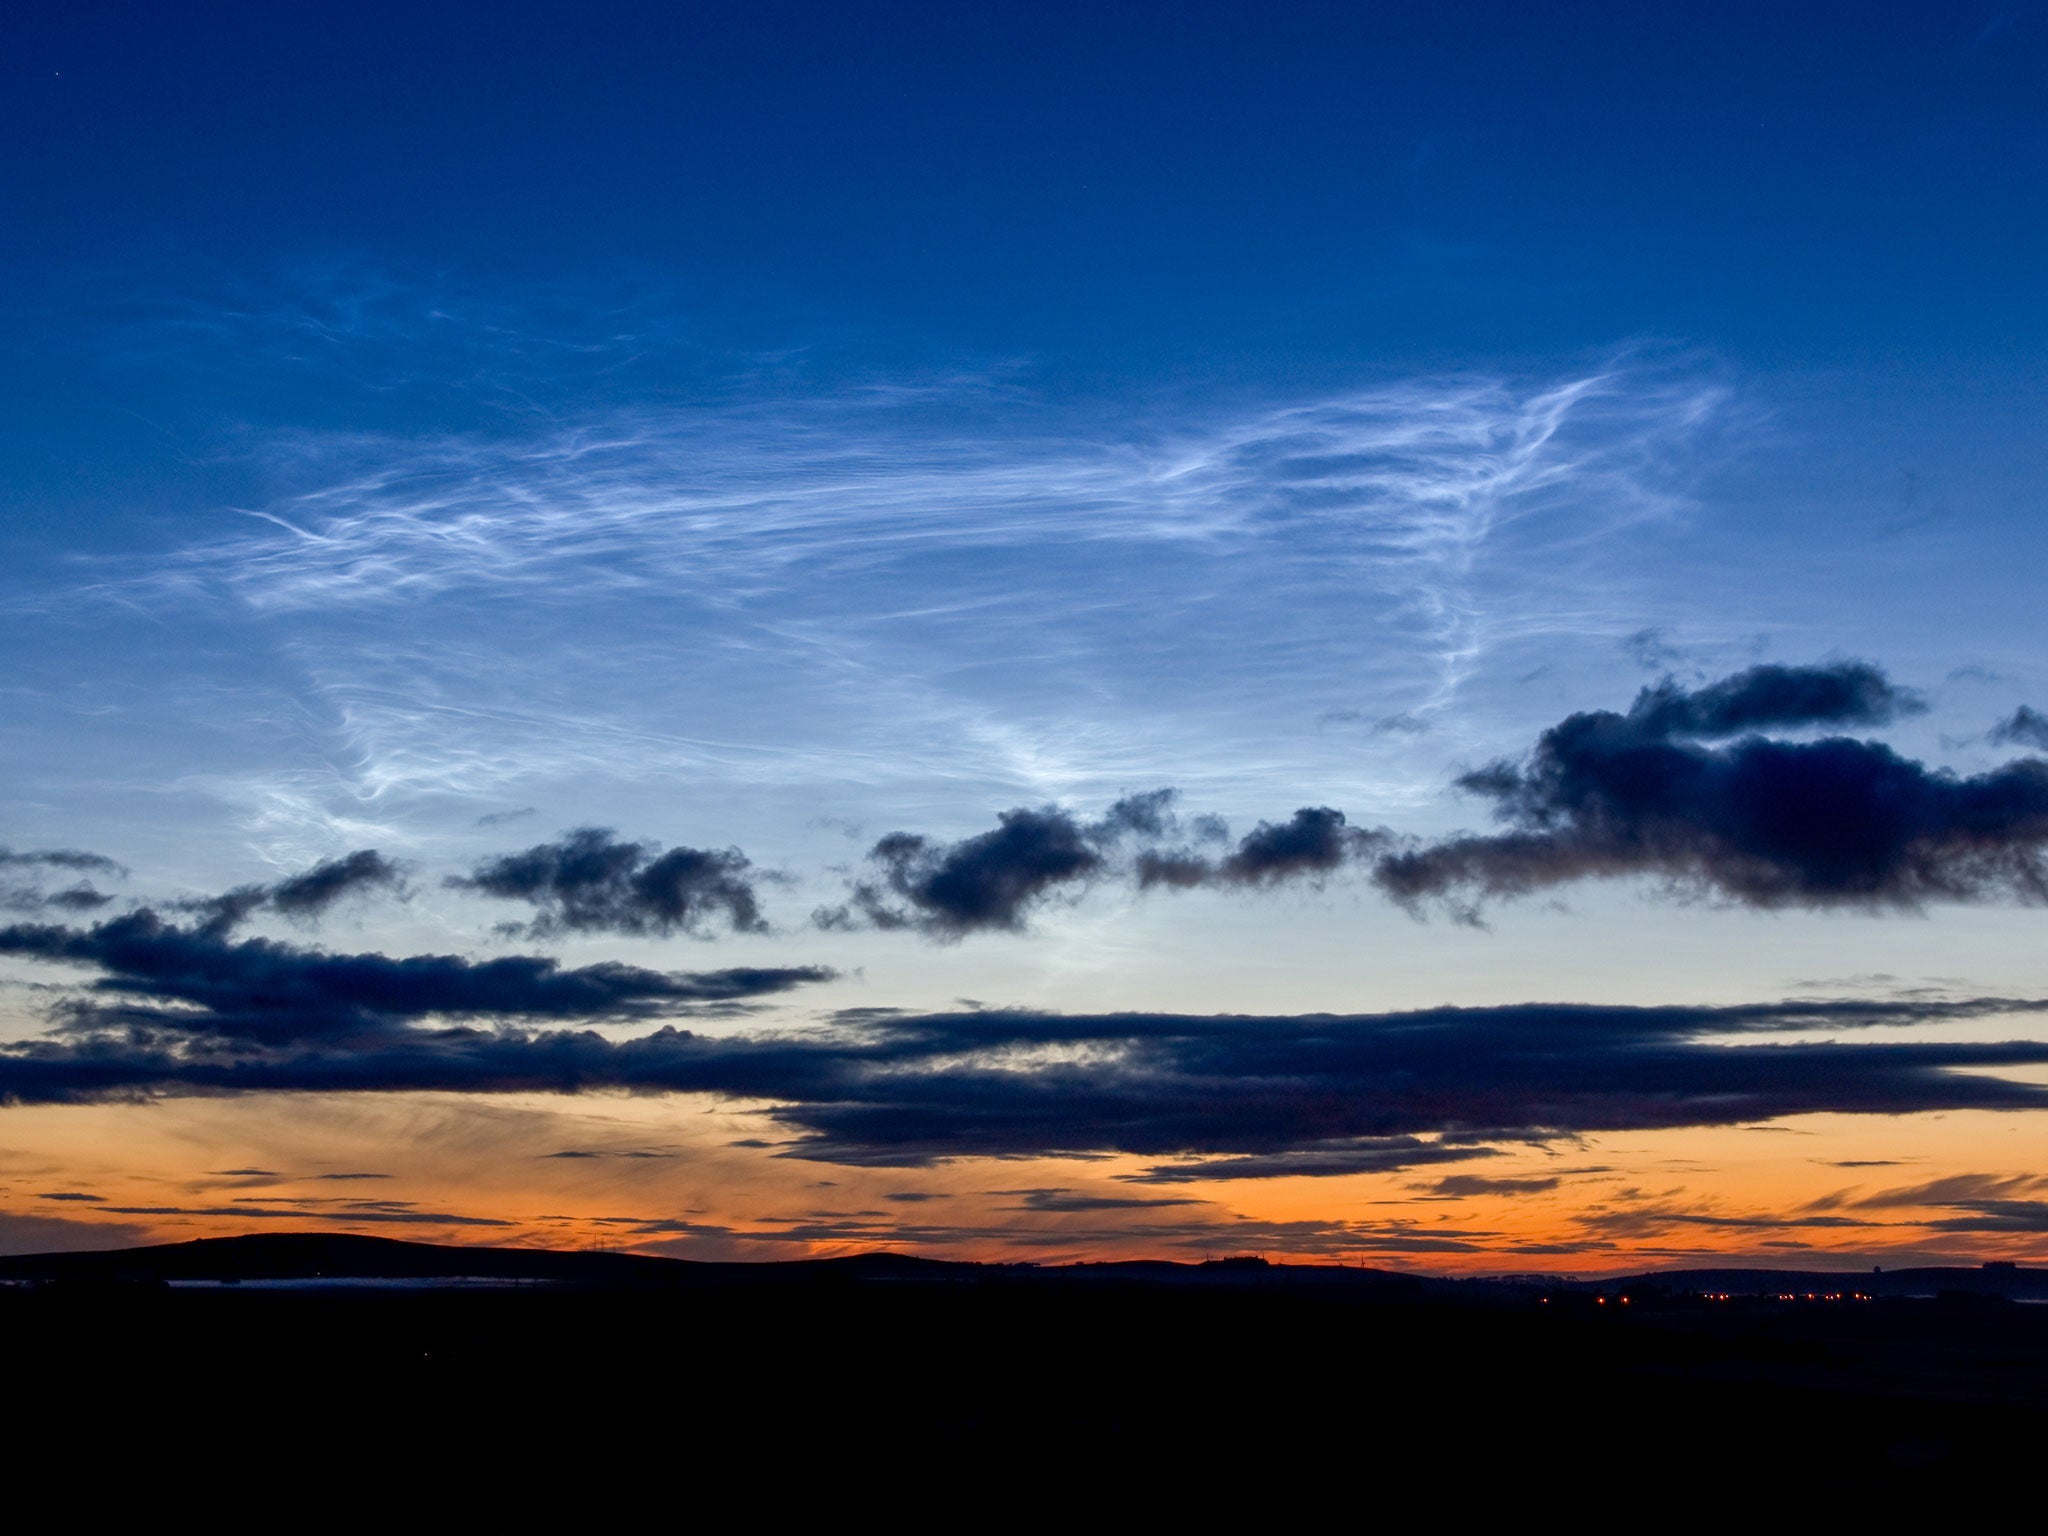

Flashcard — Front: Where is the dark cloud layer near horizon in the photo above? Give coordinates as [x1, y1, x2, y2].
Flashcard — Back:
[0, 907, 833, 1052]
[450, 827, 767, 938]
[4, 952, 2046, 1179]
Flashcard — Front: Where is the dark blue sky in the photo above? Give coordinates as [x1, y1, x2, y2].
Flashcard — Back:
[11, 3, 2044, 368]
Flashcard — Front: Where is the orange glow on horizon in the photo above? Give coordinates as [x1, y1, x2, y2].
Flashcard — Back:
[2, 1090, 2045, 1275]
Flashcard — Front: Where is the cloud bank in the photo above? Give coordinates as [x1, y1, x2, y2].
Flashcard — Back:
[4, 946, 2045, 1180]
[0, 907, 833, 1053]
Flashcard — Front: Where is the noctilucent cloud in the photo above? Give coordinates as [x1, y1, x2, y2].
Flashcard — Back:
[4, 3, 2048, 1268]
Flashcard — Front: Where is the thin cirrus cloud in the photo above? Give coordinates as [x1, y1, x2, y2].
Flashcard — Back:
[52, 318, 1733, 839]
[149, 357, 1721, 627]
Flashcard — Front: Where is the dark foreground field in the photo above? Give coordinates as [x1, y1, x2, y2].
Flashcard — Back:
[6, 1237, 2044, 1512]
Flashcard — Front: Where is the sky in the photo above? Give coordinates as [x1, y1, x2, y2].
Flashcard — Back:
[4, 1, 2048, 1271]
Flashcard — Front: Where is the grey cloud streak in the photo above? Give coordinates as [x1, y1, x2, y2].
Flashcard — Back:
[1991, 705, 2048, 750]
[0, 845, 127, 914]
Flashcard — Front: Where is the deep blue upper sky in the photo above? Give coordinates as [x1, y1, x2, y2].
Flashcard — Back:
[11, 2, 2044, 369]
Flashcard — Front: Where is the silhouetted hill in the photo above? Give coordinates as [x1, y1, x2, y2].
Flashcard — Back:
[0, 1230, 1439, 1292]
[6, 1231, 2048, 1509]
[8, 1232, 2044, 1311]
[0, 1230, 684, 1285]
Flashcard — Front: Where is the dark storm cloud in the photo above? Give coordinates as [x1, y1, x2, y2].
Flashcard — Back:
[185, 849, 410, 933]
[450, 827, 767, 938]
[820, 791, 1202, 936]
[1375, 661, 2048, 913]
[1990, 705, 2048, 750]
[825, 792, 1377, 934]
[1623, 661, 1924, 737]
[823, 807, 1106, 937]
[267, 850, 410, 918]
[0, 906, 833, 1051]
[8, 979, 2046, 1178]
[1138, 807, 1386, 890]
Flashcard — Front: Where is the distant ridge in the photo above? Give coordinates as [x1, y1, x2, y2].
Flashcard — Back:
[0, 1231, 682, 1285]
[2, 1233, 2041, 1299]
[0, 1231, 1432, 1290]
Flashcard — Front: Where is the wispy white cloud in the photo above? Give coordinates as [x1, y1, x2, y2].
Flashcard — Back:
[156, 359, 1722, 632]
[33, 285, 1737, 863]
